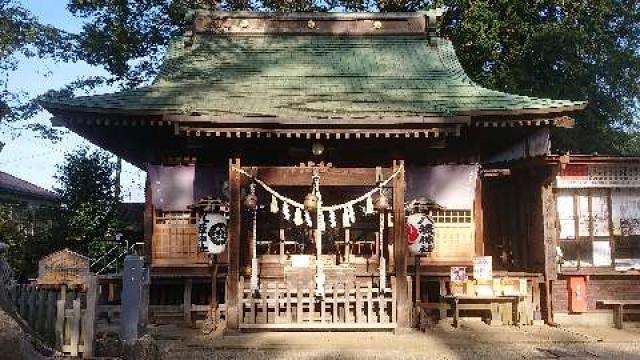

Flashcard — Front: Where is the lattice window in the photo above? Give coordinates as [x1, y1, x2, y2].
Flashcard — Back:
[429, 209, 472, 224]
[589, 166, 640, 183]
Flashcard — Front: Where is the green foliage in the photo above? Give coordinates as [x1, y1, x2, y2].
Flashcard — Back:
[437, 1, 640, 154]
[0, 0, 78, 140]
[55, 148, 123, 259]
[0, 203, 64, 280]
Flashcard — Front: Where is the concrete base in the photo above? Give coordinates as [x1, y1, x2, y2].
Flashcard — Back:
[554, 312, 614, 328]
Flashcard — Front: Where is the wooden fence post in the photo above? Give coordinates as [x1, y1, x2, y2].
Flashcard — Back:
[70, 295, 81, 357]
[46, 290, 57, 344]
[83, 275, 97, 359]
[56, 285, 67, 351]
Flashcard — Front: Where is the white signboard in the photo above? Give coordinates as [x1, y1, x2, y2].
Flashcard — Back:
[473, 256, 493, 280]
[198, 213, 227, 254]
[593, 241, 612, 267]
[291, 255, 311, 268]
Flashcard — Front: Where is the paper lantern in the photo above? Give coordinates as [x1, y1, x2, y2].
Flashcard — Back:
[406, 213, 435, 255]
[197, 213, 227, 255]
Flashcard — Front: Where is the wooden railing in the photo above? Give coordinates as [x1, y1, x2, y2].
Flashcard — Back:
[238, 276, 397, 329]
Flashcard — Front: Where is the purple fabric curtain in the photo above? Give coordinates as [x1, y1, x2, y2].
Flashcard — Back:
[406, 165, 479, 209]
[148, 165, 195, 211]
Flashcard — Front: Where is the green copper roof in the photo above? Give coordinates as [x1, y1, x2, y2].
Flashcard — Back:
[42, 34, 586, 119]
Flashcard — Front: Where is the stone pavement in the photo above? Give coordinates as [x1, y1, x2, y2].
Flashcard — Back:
[150, 320, 640, 360]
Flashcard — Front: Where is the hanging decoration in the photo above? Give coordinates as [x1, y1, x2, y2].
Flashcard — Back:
[374, 187, 389, 211]
[407, 213, 435, 255]
[244, 183, 258, 210]
[294, 207, 304, 226]
[378, 211, 386, 291]
[197, 213, 227, 255]
[318, 210, 326, 232]
[348, 203, 356, 224]
[328, 209, 337, 228]
[365, 195, 374, 215]
[232, 165, 403, 229]
[270, 195, 279, 214]
[304, 193, 319, 212]
[250, 206, 259, 292]
[282, 202, 291, 221]
[232, 165, 404, 301]
[342, 207, 351, 228]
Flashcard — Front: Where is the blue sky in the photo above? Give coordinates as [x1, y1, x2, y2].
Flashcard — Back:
[0, 1, 146, 202]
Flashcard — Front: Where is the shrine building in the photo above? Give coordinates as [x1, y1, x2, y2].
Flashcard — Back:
[42, 11, 596, 331]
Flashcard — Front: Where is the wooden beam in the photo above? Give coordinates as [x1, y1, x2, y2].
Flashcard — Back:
[248, 166, 393, 187]
[392, 160, 409, 329]
[226, 158, 242, 330]
[166, 114, 471, 126]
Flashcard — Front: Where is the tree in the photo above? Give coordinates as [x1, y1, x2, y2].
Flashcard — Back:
[64, 0, 640, 155]
[438, 1, 640, 155]
[0, 203, 63, 280]
[55, 148, 122, 259]
[0, 0, 77, 140]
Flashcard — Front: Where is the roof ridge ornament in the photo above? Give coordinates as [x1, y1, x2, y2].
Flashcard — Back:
[424, 7, 445, 44]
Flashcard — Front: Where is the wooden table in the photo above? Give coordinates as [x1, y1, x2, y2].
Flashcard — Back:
[442, 295, 524, 327]
[597, 300, 640, 329]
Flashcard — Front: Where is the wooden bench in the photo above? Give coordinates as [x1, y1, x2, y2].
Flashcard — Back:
[597, 300, 640, 329]
[442, 295, 524, 327]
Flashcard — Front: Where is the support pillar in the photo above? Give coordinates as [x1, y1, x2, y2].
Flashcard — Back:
[226, 158, 242, 330]
[392, 160, 409, 329]
[184, 279, 192, 326]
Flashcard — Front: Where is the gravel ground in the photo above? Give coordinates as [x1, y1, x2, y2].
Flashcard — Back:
[150, 320, 640, 360]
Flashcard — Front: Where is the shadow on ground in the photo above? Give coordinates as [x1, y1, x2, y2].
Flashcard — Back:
[146, 319, 640, 360]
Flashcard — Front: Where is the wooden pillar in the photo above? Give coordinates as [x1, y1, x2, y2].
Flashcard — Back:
[184, 278, 192, 325]
[210, 263, 218, 320]
[541, 180, 558, 324]
[392, 160, 409, 329]
[226, 158, 242, 330]
[474, 175, 484, 256]
[83, 275, 97, 359]
[143, 172, 154, 264]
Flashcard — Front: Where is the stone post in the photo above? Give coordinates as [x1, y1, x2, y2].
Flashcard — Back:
[120, 255, 144, 344]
